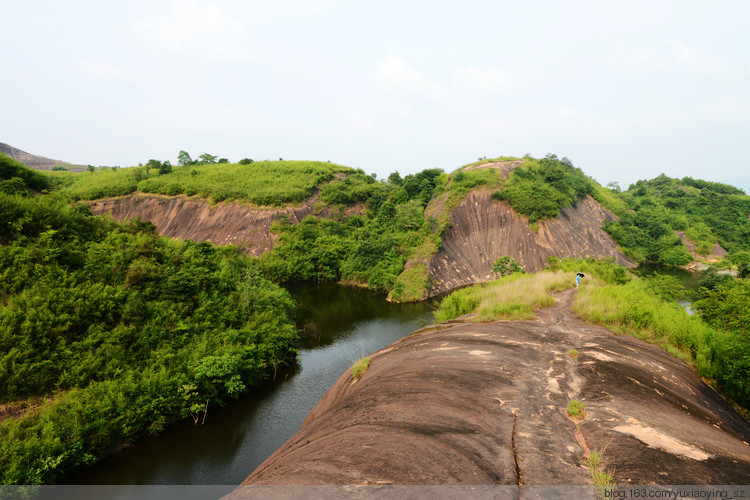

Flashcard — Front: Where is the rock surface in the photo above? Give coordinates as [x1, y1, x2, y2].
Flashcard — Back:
[90, 194, 363, 256]
[243, 290, 750, 485]
[427, 192, 636, 297]
[0, 142, 69, 170]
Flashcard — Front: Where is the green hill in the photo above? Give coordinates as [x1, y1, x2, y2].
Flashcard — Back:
[0, 153, 299, 484]
[602, 174, 750, 267]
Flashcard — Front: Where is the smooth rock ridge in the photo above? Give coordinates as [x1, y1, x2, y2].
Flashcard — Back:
[242, 290, 750, 486]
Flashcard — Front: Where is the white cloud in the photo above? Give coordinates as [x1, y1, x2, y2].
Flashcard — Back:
[338, 109, 374, 131]
[667, 40, 725, 73]
[77, 60, 126, 81]
[608, 43, 665, 70]
[135, 0, 251, 62]
[371, 54, 442, 99]
[453, 66, 509, 92]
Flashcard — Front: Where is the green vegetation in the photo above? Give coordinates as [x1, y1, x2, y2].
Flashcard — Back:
[692, 277, 750, 407]
[602, 174, 750, 266]
[351, 357, 372, 380]
[259, 169, 445, 299]
[0, 155, 299, 484]
[568, 349, 579, 358]
[432, 165, 506, 230]
[566, 399, 586, 419]
[49, 160, 352, 206]
[1, 153, 52, 194]
[492, 154, 594, 223]
[434, 271, 572, 322]
[568, 261, 750, 412]
[492, 256, 525, 277]
[586, 448, 616, 493]
[435, 256, 750, 414]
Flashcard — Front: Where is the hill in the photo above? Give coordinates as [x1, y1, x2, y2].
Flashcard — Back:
[602, 174, 750, 268]
[0, 142, 71, 170]
[76, 155, 634, 302]
[0, 154, 300, 484]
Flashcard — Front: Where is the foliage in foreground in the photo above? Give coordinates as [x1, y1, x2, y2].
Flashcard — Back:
[0, 191, 299, 484]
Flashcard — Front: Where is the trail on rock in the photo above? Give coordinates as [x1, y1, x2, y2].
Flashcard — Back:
[242, 289, 750, 485]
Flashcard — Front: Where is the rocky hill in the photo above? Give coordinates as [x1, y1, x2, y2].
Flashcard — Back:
[90, 193, 364, 256]
[0, 142, 69, 170]
[426, 191, 635, 297]
[90, 163, 634, 298]
[241, 289, 750, 485]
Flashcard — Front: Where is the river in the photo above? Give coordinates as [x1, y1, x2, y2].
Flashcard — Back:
[60, 283, 434, 496]
[57, 266, 703, 497]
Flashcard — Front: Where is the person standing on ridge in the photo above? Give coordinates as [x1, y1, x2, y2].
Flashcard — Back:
[576, 272, 584, 288]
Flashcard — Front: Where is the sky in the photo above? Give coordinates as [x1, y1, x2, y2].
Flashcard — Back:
[2, 0, 749, 191]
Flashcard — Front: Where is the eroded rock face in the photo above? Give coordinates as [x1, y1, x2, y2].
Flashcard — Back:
[90, 194, 362, 256]
[427, 192, 636, 297]
[242, 290, 750, 485]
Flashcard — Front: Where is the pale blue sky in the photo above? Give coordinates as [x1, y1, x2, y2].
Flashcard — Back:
[2, 1, 749, 191]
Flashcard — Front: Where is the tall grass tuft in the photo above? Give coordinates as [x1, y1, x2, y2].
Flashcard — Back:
[572, 280, 720, 376]
[434, 271, 572, 322]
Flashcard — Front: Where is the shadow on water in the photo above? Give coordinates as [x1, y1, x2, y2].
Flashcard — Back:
[62, 282, 435, 495]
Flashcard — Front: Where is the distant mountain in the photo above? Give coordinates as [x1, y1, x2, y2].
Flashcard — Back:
[0, 142, 69, 170]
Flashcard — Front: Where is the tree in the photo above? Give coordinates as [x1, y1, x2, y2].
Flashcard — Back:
[218, 158, 229, 164]
[492, 256, 525, 277]
[729, 251, 750, 279]
[158, 161, 173, 175]
[388, 171, 403, 186]
[87, 165, 95, 173]
[198, 153, 218, 165]
[239, 158, 254, 165]
[177, 150, 193, 167]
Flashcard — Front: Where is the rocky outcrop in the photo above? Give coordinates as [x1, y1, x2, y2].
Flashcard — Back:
[427, 192, 635, 296]
[675, 231, 728, 261]
[242, 290, 750, 485]
[90, 194, 363, 256]
[0, 142, 69, 170]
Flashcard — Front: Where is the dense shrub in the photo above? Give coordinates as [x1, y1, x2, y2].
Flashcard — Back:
[491, 154, 594, 223]
[0, 193, 299, 484]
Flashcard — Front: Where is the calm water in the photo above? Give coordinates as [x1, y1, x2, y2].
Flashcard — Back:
[634, 263, 704, 290]
[63, 283, 434, 495]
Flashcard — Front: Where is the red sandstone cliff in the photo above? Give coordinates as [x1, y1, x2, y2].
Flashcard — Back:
[426, 191, 635, 297]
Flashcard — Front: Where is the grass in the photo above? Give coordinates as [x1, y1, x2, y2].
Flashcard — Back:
[571, 280, 717, 372]
[568, 349, 579, 358]
[351, 357, 372, 380]
[586, 448, 616, 495]
[49, 160, 353, 206]
[389, 262, 430, 302]
[434, 271, 573, 323]
[431, 165, 511, 232]
[566, 399, 587, 419]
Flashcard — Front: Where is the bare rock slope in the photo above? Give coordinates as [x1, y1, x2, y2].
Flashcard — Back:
[427, 192, 636, 296]
[243, 290, 750, 485]
[90, 194, 362, 256]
